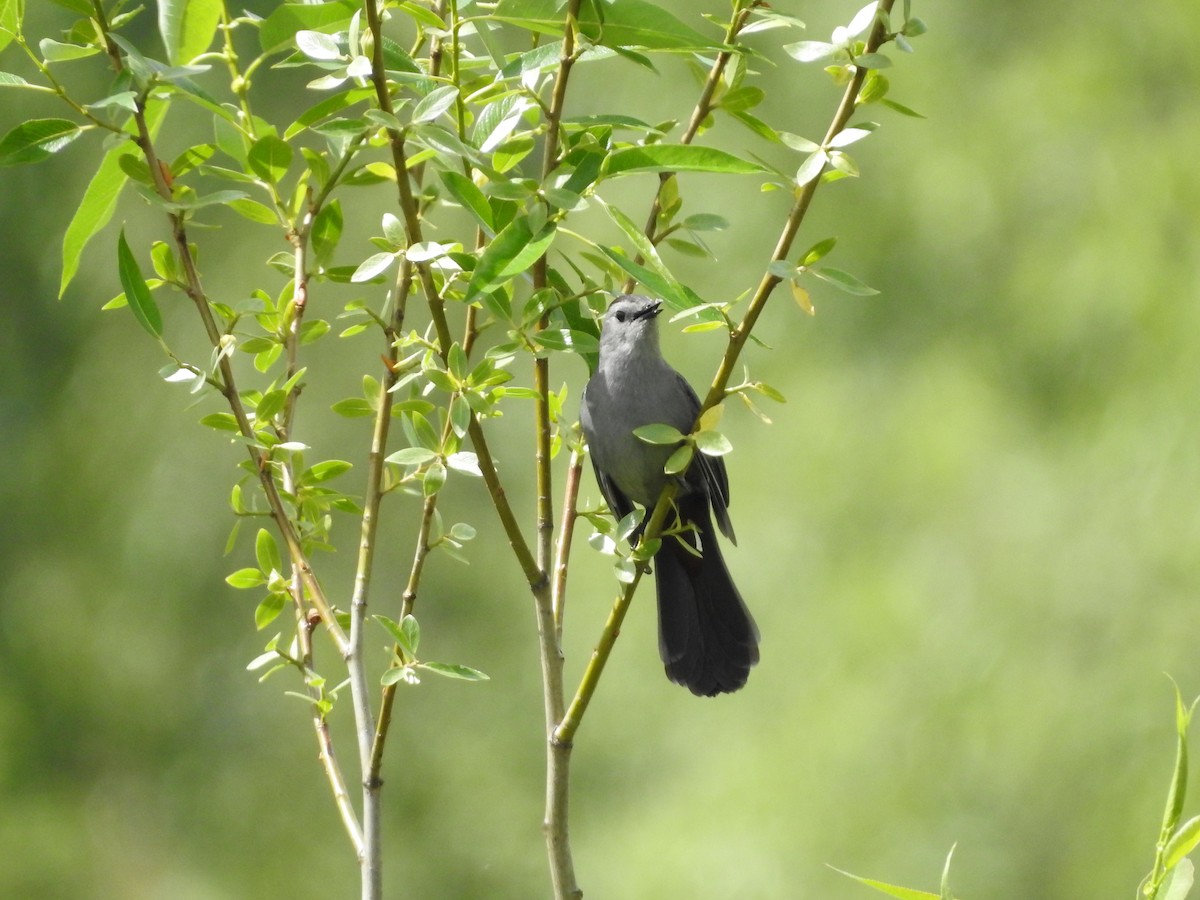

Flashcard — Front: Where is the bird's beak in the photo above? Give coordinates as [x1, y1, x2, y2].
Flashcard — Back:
[634, 300, 663, 321]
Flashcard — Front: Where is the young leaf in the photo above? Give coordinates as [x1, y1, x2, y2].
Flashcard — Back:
[401, 614, 420, 655]
[412, 85, 460, 124]
[811, 266, 880, 296]
[784, 41, 836, 63]
[439, 170, 494, 230]
[255, 527, 283, 576]
[1160, 859, 1195, 900]
[664, 444, 694, 475]
[603, 145, 764, 177]
[694, 430, 733, 457]
[260, 0, 356, 53]
[0, 118, 82, 166]
[116, 230, 163, 338]
[226, 568, 266, 589]
[466, 216, 556, 299]
[633, 423, 685, 445]
[247, 135, 293, 183]
[828, 866, 941, 900]
[0, 0, 22, 54]
[385, 447, 437, 466]
[295, 29, 342, 61]
[795, 149, 828, 186]
[254, 592, 287, 630]
[418, 662, 490, 682]
[158, 0, 222, 65]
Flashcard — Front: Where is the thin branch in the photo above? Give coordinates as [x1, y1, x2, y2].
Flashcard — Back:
[624, 0, 756, 292]
[363, 0, 543, 593]
[551, 448, 584, 641]
[529, 4, 584, 898]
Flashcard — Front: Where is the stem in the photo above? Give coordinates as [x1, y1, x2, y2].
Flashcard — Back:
[563, 0, 899, 743]
[551, 449, 584, 640]
[364, 0, 541, 592]
[625, 1, 755, 292]
[531, 4, 584, 897]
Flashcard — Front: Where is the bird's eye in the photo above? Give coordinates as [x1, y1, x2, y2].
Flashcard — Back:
[614, 310, 627, 323]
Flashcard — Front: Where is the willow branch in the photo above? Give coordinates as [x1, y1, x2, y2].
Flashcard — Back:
[624, 0, 756, 292]
[551, 448, 584, 640]
[364, 0, 542, 592]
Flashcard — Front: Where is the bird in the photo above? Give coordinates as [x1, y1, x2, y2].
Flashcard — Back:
[579, 294, 760, 696]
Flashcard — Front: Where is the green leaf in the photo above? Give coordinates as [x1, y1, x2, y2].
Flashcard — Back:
[423, 461, 447, 497]
[583, 0, 718, 51]
[784, 41, 836, 63]
[61, 101, 165, 296]
[412, 85, 459, 124]
[854, 52, 892, 70]
[719, 86, 765, 112]
[385, 447, 437, 466]
[633, 423, 684, 445]
[828, 866, 941, 900]
[535, 329, 599, 354]
[255, 527, 283, 575]
[811, 266, 879, 296]
[795, 149, 828, 186]
[374, 614, 419, 657]
[682, 213, 729, 232]
[351, 251, 396, 283]
[0, 0, 22, 54]
[332, 398, 375, 417]
[38, 39, 100, 62]
[1161, 859, 1196, 900]
[439, 170, 493, 230]
[254, 592, 287, 630]
[0, 72, 30, 87]
[881, 98, 926, 118]
[158, 0, 221, 65]
[664, 444, 694, 475]
[260, 0, 356, 53]
[603, 145, 764, 177]
[227, 198, 278, 224]
[381, 665, 417, 686]
[311, 200, 343, 263]
[199, 412, 239, 432]
[247, 134, 293, 183]
[116, 229, 163, 338]
[694, 430, 733, 456]
[467, 216, 556, 299]
[494, 0, 719, 50]
[47, 0, 91, 12]
[225, 568, 266, 589]
[0, 118, 81, 166]
[801, 236, 837, 266]
[418, 661, 490, 681]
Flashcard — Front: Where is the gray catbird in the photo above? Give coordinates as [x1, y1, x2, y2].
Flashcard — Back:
[580, 294, 760, 696]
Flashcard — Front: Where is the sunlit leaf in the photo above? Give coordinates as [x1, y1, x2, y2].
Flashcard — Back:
[116, 229, 162, 338]
[0, 118, 81, 166]
[158, 0, 221, 65]
[418, 661, 490, 681]
[604, 144, 764, 177]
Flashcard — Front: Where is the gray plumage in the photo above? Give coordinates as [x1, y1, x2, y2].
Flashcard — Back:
[580, 294, 760, 696]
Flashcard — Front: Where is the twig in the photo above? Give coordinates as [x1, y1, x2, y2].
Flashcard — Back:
[624, 0, 757, 292]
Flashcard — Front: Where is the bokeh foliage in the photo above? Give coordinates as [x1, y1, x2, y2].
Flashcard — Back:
[2, 0, 1200, 898]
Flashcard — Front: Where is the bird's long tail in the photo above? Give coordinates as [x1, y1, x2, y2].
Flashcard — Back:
[654, 495, 760, 696]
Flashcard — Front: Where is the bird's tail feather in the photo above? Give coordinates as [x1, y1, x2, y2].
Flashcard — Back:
[655, 497, 759, 697]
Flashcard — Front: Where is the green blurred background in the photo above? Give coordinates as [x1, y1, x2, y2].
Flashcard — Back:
[4, 0, 1199, 897]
